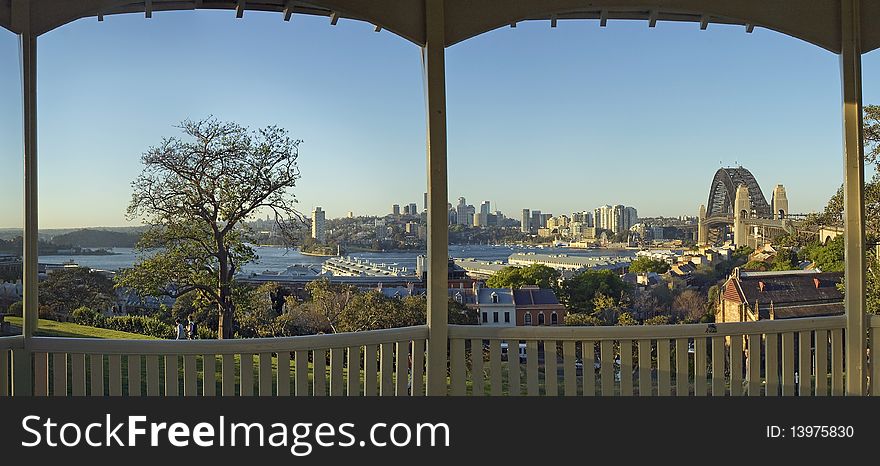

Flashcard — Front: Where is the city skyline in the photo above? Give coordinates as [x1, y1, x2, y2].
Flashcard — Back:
[2, 12, 880, 229]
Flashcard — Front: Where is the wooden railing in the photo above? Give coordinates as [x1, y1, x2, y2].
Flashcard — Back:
[22, 326, 427, 396]
[0, 335, 23, 396]
[448, 316, 857, 396]
[2, 316, 880, 396]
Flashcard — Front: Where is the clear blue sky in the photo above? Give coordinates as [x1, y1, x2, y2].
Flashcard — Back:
[1, 10, 879, 229]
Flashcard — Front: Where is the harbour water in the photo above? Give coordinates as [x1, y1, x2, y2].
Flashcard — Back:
[39, 244, 637, 274]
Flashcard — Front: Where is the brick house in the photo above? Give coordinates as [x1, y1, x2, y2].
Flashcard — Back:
[717, 268, 844, 323]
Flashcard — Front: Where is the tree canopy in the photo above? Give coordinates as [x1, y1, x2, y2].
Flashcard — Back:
[117, 118, 304, 338]
[39, 267, 115, 317]
[628, 257, 670, 274]
[559, 269, 631, 314]
[485, 264, 560, 289]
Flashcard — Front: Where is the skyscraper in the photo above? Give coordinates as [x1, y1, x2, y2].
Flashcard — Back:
[424, 192, 428, 212]
[624, 207, 638, 230]
[456, 197, 468, 225]
[531, 210, 542, 231]
[480, 201, 490, 216]
[392, 204, 400, 216]
[521, 209, 530, 233]
[311, 207, 326, 243]
[409, 203, 418, 216]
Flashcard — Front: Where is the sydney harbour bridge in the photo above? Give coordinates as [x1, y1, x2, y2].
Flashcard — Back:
[698, 167, 806, 247]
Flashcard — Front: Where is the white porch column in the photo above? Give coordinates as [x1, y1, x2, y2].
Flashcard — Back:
[840, 0, 866, 396]
[423, 0, 449, 396]
[12, 0, 36, 396]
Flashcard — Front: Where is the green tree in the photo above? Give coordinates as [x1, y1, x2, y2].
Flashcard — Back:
[560, 269, 631, 314]
[117, 118, 303, 339]
[39, 267, 116, 317]
[486, 264, 560, 289]
[616, 311, 638, 326]
[742, 260, 769, 272]
[803, 235, 845, 272]
[305, 278, 358, 333]
[644, 315, 670, 325]
[771, 248, 799, 271]
[628, 257, 670, 274]
[564, 313, 602, 326]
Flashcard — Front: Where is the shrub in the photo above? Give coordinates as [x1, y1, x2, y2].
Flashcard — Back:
[101, 315, 175, 339]
[71, 306, 106, 327]
[564, 313, 603, 326]
[8, 300, 23, 316]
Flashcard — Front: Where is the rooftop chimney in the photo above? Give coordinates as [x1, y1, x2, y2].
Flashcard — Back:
[813, 277, 821, 289]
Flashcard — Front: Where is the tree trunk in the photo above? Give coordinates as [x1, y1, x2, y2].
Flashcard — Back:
[217, 243, 234, 339]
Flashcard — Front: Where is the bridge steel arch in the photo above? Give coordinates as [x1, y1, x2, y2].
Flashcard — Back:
[1, 0, 872, 396]
[705, 167, 771, 218]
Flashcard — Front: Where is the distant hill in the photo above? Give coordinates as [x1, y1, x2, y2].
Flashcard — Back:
[50, 229, 143, 248]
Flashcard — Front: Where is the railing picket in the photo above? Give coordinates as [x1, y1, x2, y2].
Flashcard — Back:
[165, 355, 179, 396]
[781, 332, 795, 396]
[203, 355, 216, 396]
[34, 352, 48, 396]
[674, 339, 687, 396]
[379, 343, 393, 396]
[450, 339, 467, 396]
[583, 341, 596, 396]
[471, 339, 484, 396]
[295, 350, 309, 396]
[313, 349, 327, 396]
[489, 340, 502, 396]
[868, 327, 880, 396]
[711, 336, 725, 396]
[331, 348, 345, 396]
[815, 330, 828, 396]
[277, 351, 290, 396]
[798, 331, 812, 396]
[765, 334, 779, 396]
[222, 354, 235, 396]
[346, 346, 359, 396]
[412, 340, 425, 396]
[508, 340, 521, 396]
[831, 328, 844, 396]
[52, 353, 67, 396]
[873, 327, 880, 396]
[108, 354, 121, 396]
[638, 339, 651, 396]
[694, 337, 707, 396]
[0, 350, 6, 397]
[619, 339, 633, 396]
[71, 353, 86, 396]
[146, 355, 159, 396]
[240, 354, 253, 397]
[729, 336, 743, 396]
[562, 340, 576, 396]
[657, 339, 671, 396]
[128, 355, 141, 396]
[184, 355, 197, 396]
[259, 353, 273, 396]
[364, 345, 377, 396]
[747, 335, 761, 396]
[89, 354, 103, 396]
[600, 340, 613, 396]
[526, 340, 539, 396]
[544, 340, 557, 396]
[395, 342, 408, 396]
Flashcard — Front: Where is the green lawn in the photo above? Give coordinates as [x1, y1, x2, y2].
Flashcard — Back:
[5, 316, 156, 339]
